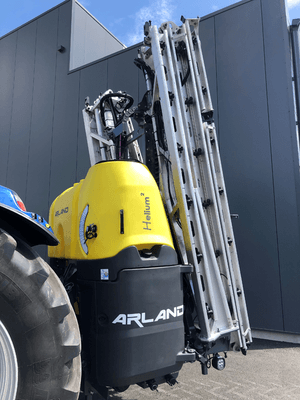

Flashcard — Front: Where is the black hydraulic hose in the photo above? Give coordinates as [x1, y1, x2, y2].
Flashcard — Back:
[99, 92, 134, 127]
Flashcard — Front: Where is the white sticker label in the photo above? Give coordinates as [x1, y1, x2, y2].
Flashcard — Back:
[101, 269, 109, 280]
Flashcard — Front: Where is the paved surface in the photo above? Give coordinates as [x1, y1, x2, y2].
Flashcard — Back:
[106, 339, 300, 400]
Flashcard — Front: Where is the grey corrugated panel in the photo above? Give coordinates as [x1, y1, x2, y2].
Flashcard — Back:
[203, 0, 284, 330]
[261, 0, 300, 333]
[0, 32, 17, 186]
[0, 0, 70, 40]
[76, 61, 109, 180]
[68, 42, 141, 74]
[200, 0, 253, 21]
[49, 2, 80, 204]
[107, 48, 140, 96]
[6, 22, 38, 201]
[25, 9, 59, 219]
[70, 1, 125, 70]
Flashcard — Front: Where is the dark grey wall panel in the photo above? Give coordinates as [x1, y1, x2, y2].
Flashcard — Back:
[0, 2, 74, 215]
[6, 22, 37, 200]
[49, 2, 80, 203]
[107, 47, 140, 97]
[0, 32, 17, 186]
[0, 2, 74, 260]
[261, 0, 300, 333]
[26, 9, 59, 218]
[201, 0, 283, 330]
[200, 0, 300, 332]
[217, 0, 283, 331]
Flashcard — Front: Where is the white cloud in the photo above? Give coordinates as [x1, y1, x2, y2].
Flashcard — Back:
[287, 0, 300, 8]
[125, 0, 176, 46]
[212, 5, 219, 11]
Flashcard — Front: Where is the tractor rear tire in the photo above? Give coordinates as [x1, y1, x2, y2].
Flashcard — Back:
[0, 229, 81, 400]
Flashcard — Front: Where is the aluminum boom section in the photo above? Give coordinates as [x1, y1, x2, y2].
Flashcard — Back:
[139, 18, 251, 349]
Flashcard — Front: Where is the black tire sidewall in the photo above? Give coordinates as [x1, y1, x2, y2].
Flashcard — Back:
[0, 233, 81, 400]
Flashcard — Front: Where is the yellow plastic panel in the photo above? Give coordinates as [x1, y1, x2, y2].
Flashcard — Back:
[48, 181, 83, 258]
[49, 161, 174, 260]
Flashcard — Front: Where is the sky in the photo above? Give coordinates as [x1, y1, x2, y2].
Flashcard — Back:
[1, 0, 300, 47]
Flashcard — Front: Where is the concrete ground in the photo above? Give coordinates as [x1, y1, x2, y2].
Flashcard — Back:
[106, 339, 300, 400]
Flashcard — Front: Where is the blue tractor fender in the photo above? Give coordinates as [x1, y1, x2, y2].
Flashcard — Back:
[0, 185, 59, 247]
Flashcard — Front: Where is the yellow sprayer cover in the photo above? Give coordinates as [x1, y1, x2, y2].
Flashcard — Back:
[48, 161, 174, 260]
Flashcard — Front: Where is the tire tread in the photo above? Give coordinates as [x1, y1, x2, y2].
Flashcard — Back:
[0, 229, 81, 400]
